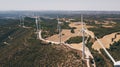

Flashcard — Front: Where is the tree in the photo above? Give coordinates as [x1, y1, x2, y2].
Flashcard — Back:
[71, 28, 75, 33]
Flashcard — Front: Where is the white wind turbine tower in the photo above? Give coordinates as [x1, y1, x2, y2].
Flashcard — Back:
[81, 15, 85, 60]
[38, 17, 41, 31]
[35, 16, 39, 39]
[35, 16, 39, 32]
[35, 16, 41, 39]
[57, 17, 63, 44]
[19, 16, 22, 27]
[80, 15, 97, 67]
[22, 16, 25, 28]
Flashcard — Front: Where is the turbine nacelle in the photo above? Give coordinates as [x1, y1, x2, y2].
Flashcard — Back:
[58, 21, 63, 25]
[57, 16, 63, 25]
[114, 61, 120, 67]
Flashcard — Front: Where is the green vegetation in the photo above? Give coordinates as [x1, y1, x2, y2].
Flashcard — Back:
[0, 19, 19, 45]
[88, 21, 120, 38]
[71, 27, 76, 33]
[71, 28, 75, 33]
[40, 18, 58, 38]
[65, 36, 83, 44]
[0, 18, 83, 67]
[24, 17, 35, 27]
[92, 50, 106, 67]
[61, 22, 71, 29]
[41, 18, 71, 38]
[85, 15, 120, 66]
[85, 36, 113, 67]
[0, 28, 83, 67]
[102, 40, 120, 61]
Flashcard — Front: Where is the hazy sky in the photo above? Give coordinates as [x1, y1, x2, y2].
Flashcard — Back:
[0, 0, 120, 11]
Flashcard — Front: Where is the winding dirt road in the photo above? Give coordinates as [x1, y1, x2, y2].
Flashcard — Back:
[39, 22, 96, 67]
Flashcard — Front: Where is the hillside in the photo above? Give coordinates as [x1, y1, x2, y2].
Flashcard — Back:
[0, 18, 84, 67]
[0, 28, 84, 67]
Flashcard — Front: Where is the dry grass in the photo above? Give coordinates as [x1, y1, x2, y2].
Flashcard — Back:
[92, 32, 120, 50]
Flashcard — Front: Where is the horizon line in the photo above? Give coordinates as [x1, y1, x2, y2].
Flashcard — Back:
[0, 10, 120, 12]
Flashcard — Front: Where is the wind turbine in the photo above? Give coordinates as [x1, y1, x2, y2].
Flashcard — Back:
[35, 16, 39, 39]
[38, 17, 41, 31]
[22, 16, 25, 28]
[35, 16, 39, 32]
[19, 16, 22, 27]
[57, 16, 63, 44]
[81, 15, 85, 60]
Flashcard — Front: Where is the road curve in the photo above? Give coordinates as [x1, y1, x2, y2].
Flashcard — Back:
[38, 30, 96, 67]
